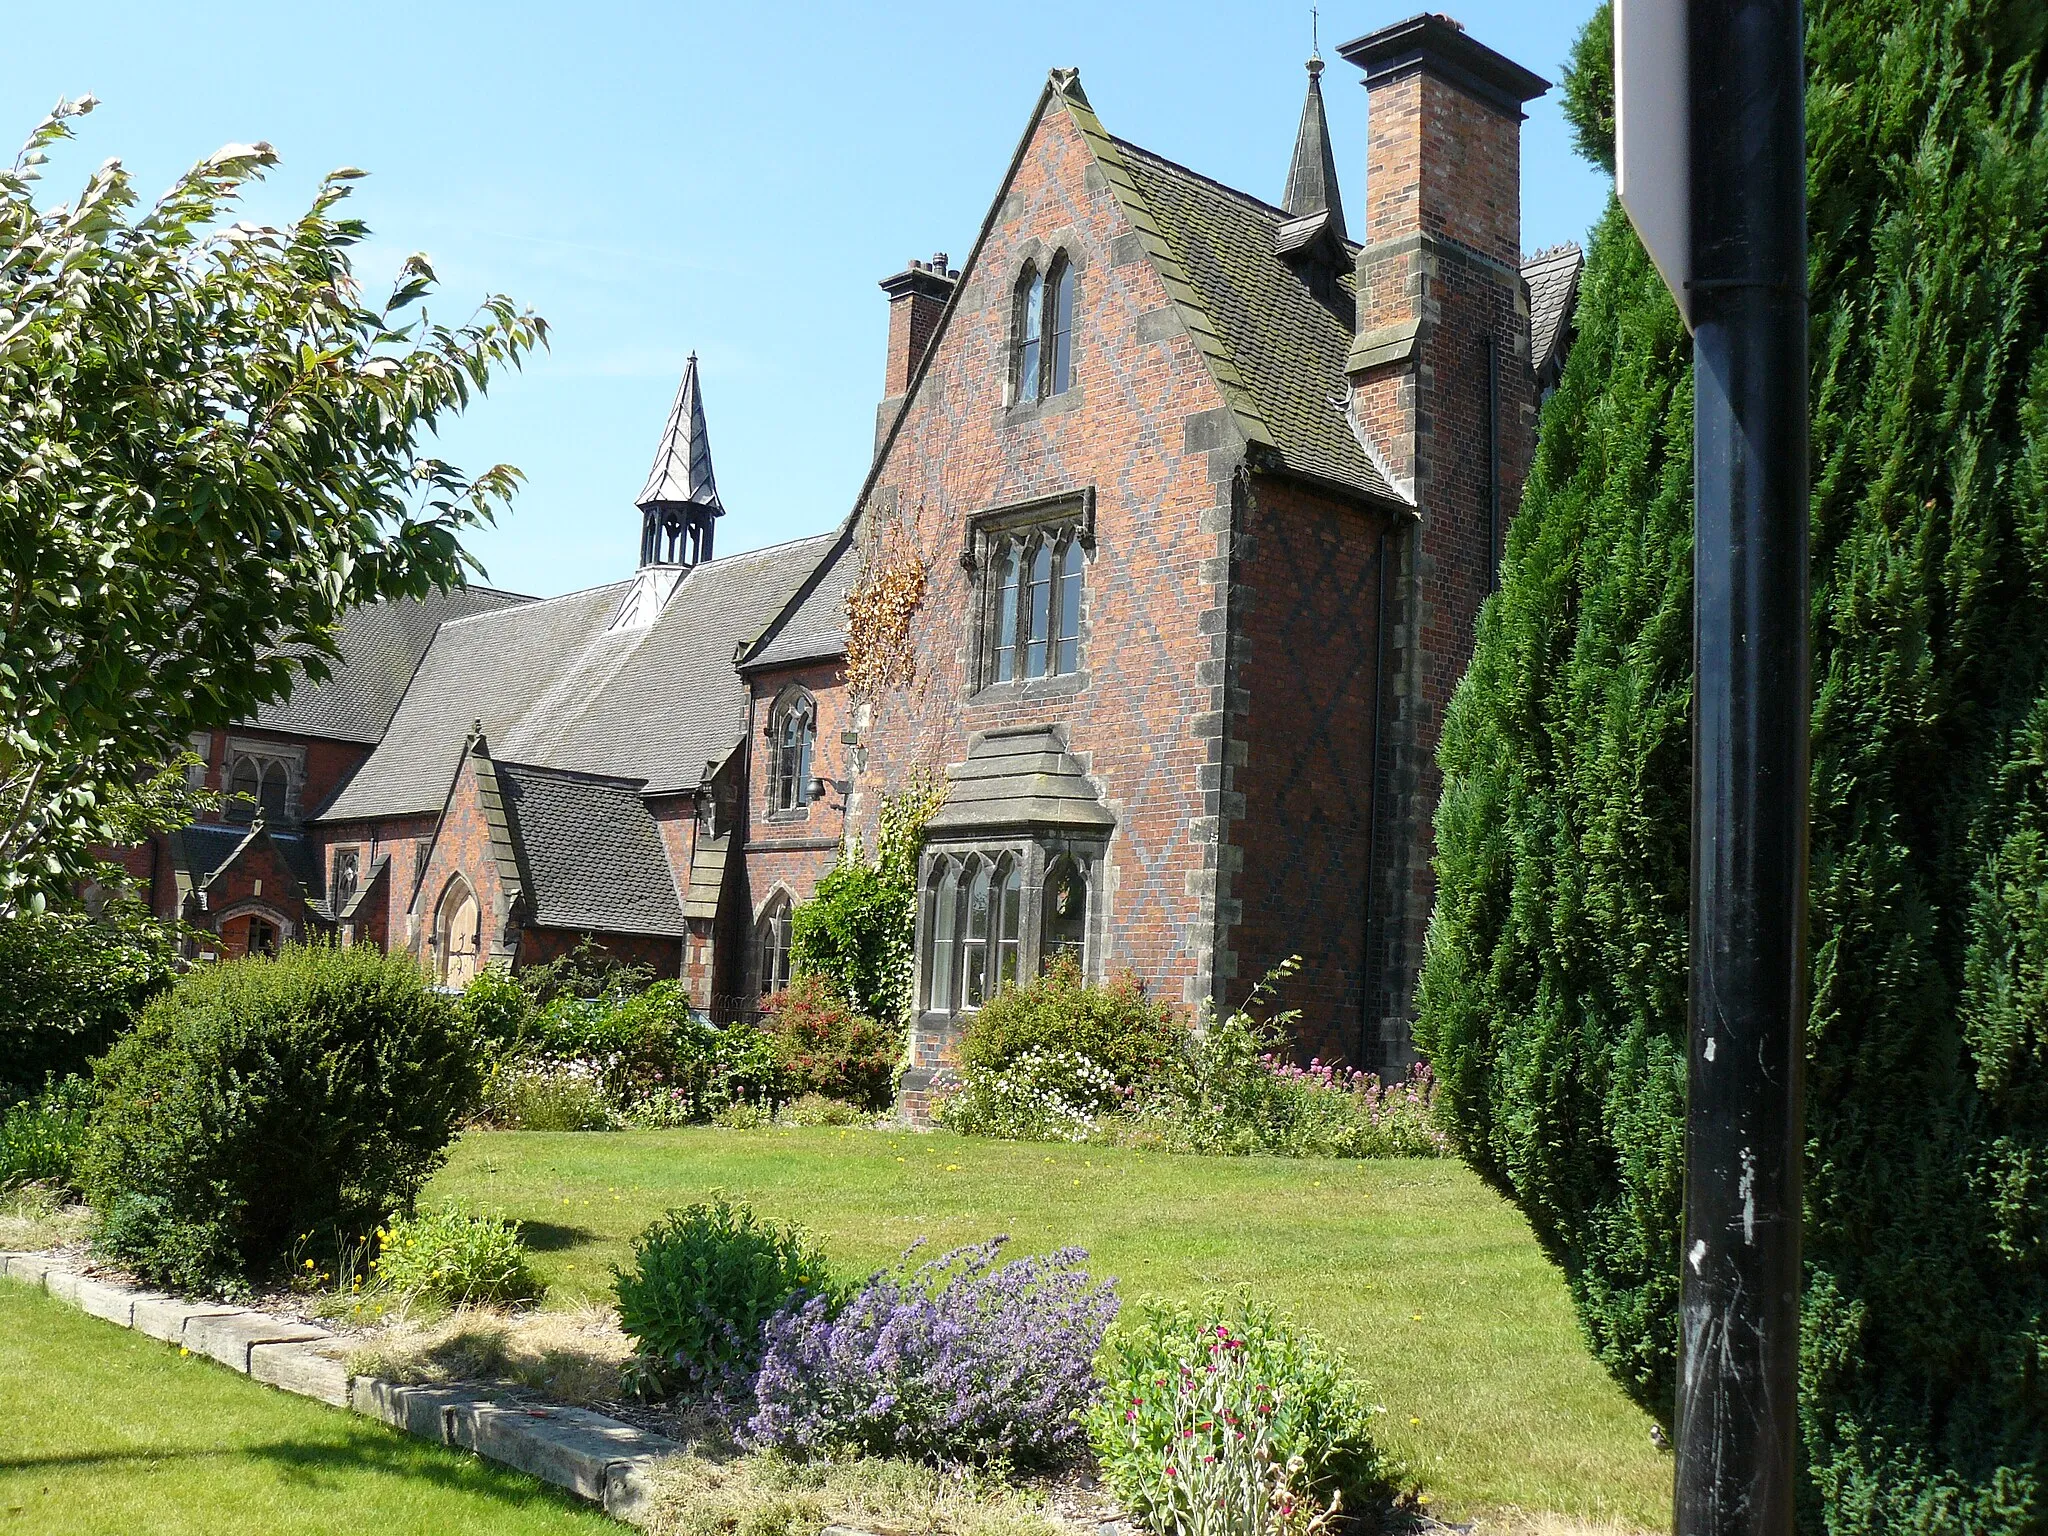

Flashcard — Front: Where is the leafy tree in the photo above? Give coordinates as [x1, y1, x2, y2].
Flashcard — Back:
[1418, 1, 2048, 1528]
[0, 98, 545, 911]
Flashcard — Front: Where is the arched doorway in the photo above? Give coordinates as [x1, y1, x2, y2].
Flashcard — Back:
[435, 877, 481, 988]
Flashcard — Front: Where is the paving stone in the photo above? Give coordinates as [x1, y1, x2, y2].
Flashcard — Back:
[351, 1379, 512, 1442]
[181, 1309, 329, 1372]
[42, 1268, 84, 1305]
[131, 1296, 245, 1345]
[249, 1339, 352, 1406]
[465, 1401, 679, 1503]
[0, 1253, 57, 1287]
[76, 1276, 160, 1328]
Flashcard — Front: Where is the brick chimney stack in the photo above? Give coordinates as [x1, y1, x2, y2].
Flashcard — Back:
[876, 253, 958, 452]
[1336, 14, 1548, 1064]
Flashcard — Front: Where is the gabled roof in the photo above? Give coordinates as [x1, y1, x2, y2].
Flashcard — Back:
[319, 534, 836, 823]
[251, 586, 533, 744]
[494, 763, 686, 937]
[1113, 136, 1393, 500]
[736, 69, 1407, 670]
[741, 534, 858, 672]
[168, 820, 321, 904]
[1524, 242, 1584, 390]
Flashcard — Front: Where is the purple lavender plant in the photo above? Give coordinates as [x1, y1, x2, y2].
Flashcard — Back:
[745, 1237, 1118, 1469]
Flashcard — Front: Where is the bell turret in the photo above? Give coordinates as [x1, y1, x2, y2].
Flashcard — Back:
[636, 352, 724, 567]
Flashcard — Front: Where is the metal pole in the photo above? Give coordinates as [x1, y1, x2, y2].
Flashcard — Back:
[1677, 0, 1809, 1531]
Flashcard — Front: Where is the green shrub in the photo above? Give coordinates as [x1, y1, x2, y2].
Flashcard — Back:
[1088, 1295, 1391, 1530]
[371, 1207, 544, 1307]
[0, 1076, 93, 1192]
[0, 906, 182, 1106]
[455, 965, 535, 1059]
[780, 1093, 864, 1128]
[762, 976, 894, 1110]
[712, 1100, 774, 1131]
[1417, 3, 2048, 1526]
[81, 944, 479, 1292]
[477, 1061, 621, 1131]
[957, 957, 1182, 1092]
[787, 774, 944, 1025]
[614, 1196, 833, 1396]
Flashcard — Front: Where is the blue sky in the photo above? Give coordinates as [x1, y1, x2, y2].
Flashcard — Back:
[8, 2, 1609, 598]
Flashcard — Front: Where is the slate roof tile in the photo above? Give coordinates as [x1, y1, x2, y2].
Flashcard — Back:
[252, 586, 533, 744]
[1111, 138, 1393, 502]
[496, 764, 686, 938]
[318, 535, 836, 824]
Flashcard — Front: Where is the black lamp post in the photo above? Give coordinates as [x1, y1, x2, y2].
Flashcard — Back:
[1675, 1, 1810, 1531]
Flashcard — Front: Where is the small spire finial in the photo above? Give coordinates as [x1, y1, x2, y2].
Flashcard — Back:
[1311, 4, 1321, 61]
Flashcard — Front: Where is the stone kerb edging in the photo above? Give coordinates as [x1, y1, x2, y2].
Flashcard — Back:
[0, 1251, 677, 1526]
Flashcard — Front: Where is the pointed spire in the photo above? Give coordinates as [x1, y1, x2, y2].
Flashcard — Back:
[636, 354, 725, 567]
[1282, 56, 1347, 245]
[637, 353, 723, 515]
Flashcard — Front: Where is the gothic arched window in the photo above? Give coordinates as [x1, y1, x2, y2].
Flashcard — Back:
[756, 892, 793, 997]
[1013, 264, 1044, 404]
[984, 527, 1084, 686]
[1042, 853, 1090, 971]
[1012, 254, 1077, 404]
[225, 752, 292, 825]
[1046, 254, 1075, 395]
[924, 858, 960, 1011]
[769, 693, 815, 813]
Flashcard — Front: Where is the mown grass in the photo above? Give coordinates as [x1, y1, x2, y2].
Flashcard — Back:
[0, 1278, 615, 1536]
[429, 1127, 1669, 1529]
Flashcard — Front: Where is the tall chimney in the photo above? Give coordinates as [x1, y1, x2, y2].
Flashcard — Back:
[876, 253, 958, 453]
[1336, 14, 1547, 1063]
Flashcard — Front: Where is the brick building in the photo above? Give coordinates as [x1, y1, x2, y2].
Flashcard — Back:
[118, 13, 1580, 1079]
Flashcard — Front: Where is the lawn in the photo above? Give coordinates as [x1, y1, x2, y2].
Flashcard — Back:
[429, 1127, 1669, 1529]
[0, 1278, 614, 1536]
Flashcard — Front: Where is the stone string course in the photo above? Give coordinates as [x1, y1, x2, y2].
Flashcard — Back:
[0, 1251, 678, 1526]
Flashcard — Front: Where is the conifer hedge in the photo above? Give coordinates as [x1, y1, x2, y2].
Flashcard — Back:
[1417, 2, 2048, 1528]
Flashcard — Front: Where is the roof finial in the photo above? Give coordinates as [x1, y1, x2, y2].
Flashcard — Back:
[1311, 4, 1320, 62]
[1283, 38, 1347, 242]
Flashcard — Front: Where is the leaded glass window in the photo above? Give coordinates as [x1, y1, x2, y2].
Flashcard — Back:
[1046, 256, 1075, 395]
[983, 528, 1083, 687]
[770, 694, 815, 812]
[1015, 266, 1043, 404]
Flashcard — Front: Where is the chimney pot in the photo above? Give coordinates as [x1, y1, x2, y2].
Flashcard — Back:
[875, 253, 960, 450]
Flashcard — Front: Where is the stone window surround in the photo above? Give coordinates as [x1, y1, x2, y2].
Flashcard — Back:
[222, 737, 306, 825]
[330, 845, 362, 911]
[912, 835, 1108, 1023]
[1002, 234, 1089, 421]
[751, 885, 796, 998]
[960, 487, 1096, 702]
[761, 685, 817, 824]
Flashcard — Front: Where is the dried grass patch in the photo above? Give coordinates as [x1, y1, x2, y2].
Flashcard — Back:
[643, 1450, 1075, 1536]
[346, 1302, 634, 1406]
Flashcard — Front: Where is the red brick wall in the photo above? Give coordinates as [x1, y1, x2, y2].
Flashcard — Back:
[848, 101, 1246, 1021]
[1348, 63, 1537, 1064]
[739, 659, 852, 997]
[409, 753, 513, 977]
[516, 926, 681, 978]
[1229, 474, 1397, 1063]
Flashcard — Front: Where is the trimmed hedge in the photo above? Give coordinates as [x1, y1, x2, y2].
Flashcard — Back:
[1417, 3, 2048, 1529]
[82, 944, 479, 1292]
